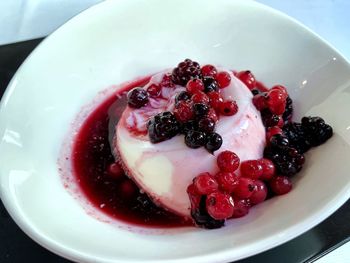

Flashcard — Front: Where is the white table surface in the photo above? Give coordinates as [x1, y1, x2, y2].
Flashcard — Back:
[0, 0, 349, 262]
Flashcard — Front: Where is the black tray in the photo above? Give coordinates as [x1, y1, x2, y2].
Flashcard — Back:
[0, 38, 349, 263]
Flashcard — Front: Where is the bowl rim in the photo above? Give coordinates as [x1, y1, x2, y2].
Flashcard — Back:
[1, 0, 350, 262]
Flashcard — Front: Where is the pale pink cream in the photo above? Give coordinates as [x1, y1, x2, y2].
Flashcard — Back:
[114, 69, 266, 218]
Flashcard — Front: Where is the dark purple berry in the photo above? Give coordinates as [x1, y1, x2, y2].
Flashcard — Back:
[301, 116, 333, 146]
[148, 111, 180, 143]
[193, 103, 209, 118]
[282, 96, 293, 123]
[191, 196, 225, 229]
[180, 120, 198, 134]
[283, 122, 312, 153]
[261, 109, 281, 127]
[185, 130, 207, 148]
[203, 76, 219, 93]
[172, 59, 202, 86]
[270, 134, 289, 148]
[198, 118, 215, 133]
[175, 91, 191, 105]
[251, 88, 261, 96]
[127, 88, 149, 108]
[205, 133, 223, 153]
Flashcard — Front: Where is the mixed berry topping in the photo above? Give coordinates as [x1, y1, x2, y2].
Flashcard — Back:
[125, 59, 333, 229]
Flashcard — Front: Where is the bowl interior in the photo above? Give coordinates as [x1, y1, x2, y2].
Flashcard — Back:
[1, 0, 350, 262]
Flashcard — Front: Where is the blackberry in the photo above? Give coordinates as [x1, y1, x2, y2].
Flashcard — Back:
[191, 196, 225, 229]
[127, 88, 149, 108]
[172, 59, 202, 86]
[175, 91, 191, 105]
[301, 116, 333, 147]
[270, 134, 289, 148]
[205, 132, 223, 153]
[203, 76, 219, 93]
[185, 130, 207, 148]
[148, 111, 180, 143]
[264, 143, 304, 176]
[283, 122, 312, 153]
[282, 96, 293, 123]
[260, 109, 281, 127]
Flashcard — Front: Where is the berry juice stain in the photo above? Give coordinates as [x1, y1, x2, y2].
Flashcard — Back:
[71, 77, 191, 228]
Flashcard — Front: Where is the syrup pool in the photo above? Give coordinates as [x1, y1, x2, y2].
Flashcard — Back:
[72, 76, 191, 228]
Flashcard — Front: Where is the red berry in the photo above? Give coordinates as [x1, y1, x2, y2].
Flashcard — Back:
[252, 94, 267, 111]
[160, 73, 174, 88]
[119, 179, 138, 198]
[231, 198, 250, 218]
[207, 108, 219, 122]
[201, 64, 217, 77]
[216, 71, 231, 89]
[271, 85, 288, 96]
[219, 100, 238, 116]
[207, 91, 223, 110]
[217, 151, 240, 172]
[236, 70, 256, 90]
[193, 172, 219, 195]
[186, 79, 204, 94]
[249, 180, 267, 205]
[187, 183, 201, 209]
[240, 160, 263, 179]
[269, 176, 292, 195]
[266, 89, 287, 115]
[107, 162, 124, 180]
[216, 171, 239, 193]
[174, 101, 193, 122]
[206, 192, 234, 220]
[147, 84, 161, 97]
[266, 126, 283, 142]
[233, 177, 256, 199]
[259, 158, 275, 181]
[277, 117, 284, 128]
[192, 91, 210, 104]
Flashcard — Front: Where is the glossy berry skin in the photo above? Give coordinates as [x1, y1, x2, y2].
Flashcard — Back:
[203, 76, 219, 93]
[301, 116, 333, 147]
[107, 162, 124, 180]
[216, 71, 231, 89]
[193, 172, 219, 195]
[175, 91, 191, 105]
[174, 101, 194, 123]
[191, 196, 225, 229]
[240, 160, 264, 179]
[172, 59, 202, 86]
[207, 108, 219, 123]
[236, 70, 256, 90]
[127, 87, 149, 108]
[201, 64, 217, 77]
[233, 177, 256, 199]
[269, 176, 292, 195]
[148, 111, 180, 143]
[266, 126, 283, 142]
[219, 100, 239, 116]
[206, 192, 234, 220]
[192, 91, 210, 104]
[217, 151, 240, 172]
[266, 89, 287, 115]
[198, 117, 215, 133]
[186, 79, 205, 94]
[207, 91, 223, 110]
[147, 84, 161, 97]
[193, 103, 209, 117]
[205, 132, 223, 153]
[252, 94, 267, 111]
[185, 130, 207, 148]
[231, 198, 250, 218]
[216, 171, 238, 193]
[259, 158, 275, 181]
[249, 180, 267, 205]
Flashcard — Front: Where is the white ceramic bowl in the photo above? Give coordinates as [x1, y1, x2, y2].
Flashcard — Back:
[1, 0, 350, 262]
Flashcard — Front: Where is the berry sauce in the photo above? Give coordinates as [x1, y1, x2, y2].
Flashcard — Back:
[72, 76, 191, 228]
